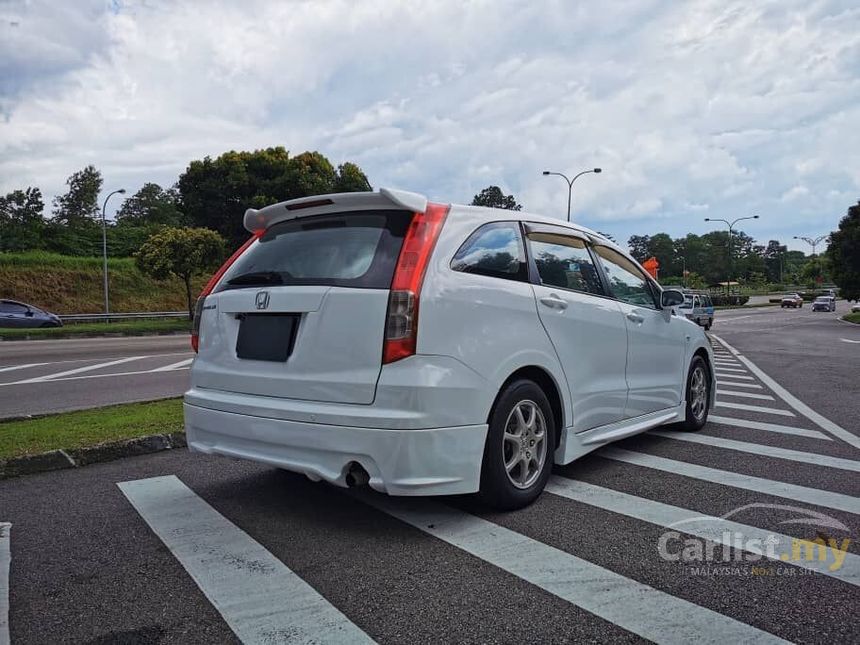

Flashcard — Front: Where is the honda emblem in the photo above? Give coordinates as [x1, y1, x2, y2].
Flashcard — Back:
[255, 291, 270, 310]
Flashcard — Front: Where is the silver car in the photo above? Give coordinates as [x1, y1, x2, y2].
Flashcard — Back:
[811, 296, 836, 312]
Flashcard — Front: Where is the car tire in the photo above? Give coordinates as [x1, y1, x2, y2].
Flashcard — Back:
[479, 379, 556, 511]
[678, 356, 710, 432]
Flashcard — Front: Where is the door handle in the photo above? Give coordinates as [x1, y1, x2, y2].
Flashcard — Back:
[539, 294, 568, 310]
[626, 312, 644, 324]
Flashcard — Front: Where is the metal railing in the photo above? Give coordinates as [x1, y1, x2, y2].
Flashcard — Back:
[59, 311, 189, 323]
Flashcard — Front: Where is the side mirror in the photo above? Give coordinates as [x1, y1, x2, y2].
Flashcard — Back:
[661, 289, 685, 308]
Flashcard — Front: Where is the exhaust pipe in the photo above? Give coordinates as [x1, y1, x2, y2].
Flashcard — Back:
[345, 463, 370, 488]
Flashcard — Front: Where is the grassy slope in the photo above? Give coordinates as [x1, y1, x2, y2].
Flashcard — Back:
[0, 398, 184, 459]
[0, 251, 207, 314]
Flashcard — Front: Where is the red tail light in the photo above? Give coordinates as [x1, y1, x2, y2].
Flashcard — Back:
[383, 203, 449, 363]
[191, 230, 263, 352]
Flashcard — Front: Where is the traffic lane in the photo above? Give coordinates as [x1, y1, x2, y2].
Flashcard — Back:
[713, 304, 859, 435]
[0, 334, 191, 366]
[0, 368, 190, 418]
[2, 450, 638, 645]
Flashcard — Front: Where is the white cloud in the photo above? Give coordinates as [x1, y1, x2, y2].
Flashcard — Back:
[0, 0, 858, 248]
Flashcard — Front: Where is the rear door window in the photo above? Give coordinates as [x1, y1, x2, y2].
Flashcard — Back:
[527, 233, 605, 295]
[593, 246, 660, 308]
[218, 210, 412, 291]
[451, 222, 528, 281]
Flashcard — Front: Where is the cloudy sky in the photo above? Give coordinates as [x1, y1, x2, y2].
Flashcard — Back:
[1, 0, 858, 250]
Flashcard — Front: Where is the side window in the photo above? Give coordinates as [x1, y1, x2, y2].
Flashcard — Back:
[527, 233, 605, 295]
[693, 296, 700, 309]
[0, 302, 26, 314]
[451, 222, 527, 281]
[593, 246, 659, 308]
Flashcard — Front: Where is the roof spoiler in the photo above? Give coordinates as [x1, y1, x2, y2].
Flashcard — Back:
[243, 187, 429, 233]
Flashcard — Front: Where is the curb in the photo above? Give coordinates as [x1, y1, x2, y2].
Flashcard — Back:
[0, 330, 189, 342]
[0, 432, 187, 479]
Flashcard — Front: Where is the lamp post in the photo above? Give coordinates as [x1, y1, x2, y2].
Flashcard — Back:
[542, 167, 602, 221]
[793, 234, 828, 258]
[704, 215, 759, 297]
[101, 188, 126, 315]
[678, 256, 687, 288]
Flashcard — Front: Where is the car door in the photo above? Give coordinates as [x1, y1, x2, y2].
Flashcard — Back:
[525, 225, 629, 431]
[592, 245, 687, 418]
[0, 301, 31, 328]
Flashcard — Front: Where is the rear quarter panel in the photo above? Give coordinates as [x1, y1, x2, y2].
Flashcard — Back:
[417, 207, 572, 427]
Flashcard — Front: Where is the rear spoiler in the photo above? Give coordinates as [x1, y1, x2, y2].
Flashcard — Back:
[243, 188, 429, 233]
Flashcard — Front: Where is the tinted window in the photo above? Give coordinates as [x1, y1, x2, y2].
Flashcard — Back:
[527, 233, 605, 295]
[218, 211, 412, 291]
[0, 302, 27, 314]
[594, 247, 659, 308]
[451, 222, 527, 281]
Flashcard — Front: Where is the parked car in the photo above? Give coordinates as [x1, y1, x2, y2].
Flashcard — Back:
[781, 293, 803, 308]
[0, 299, 62, 328]
[811, 296, 836, 312]
[852, 302, 860, 313]
[184, 189, 715, 509]
[677, 291, 714, 330]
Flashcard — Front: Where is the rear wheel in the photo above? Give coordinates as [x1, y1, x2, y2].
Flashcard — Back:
[679, 357, 710, 431]
[479, 379, 556, 510]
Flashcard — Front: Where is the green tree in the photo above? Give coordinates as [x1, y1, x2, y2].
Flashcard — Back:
[135, 227, 226, 318]
[178, 147, 372, 248]
[0, 187, 45, 251]
[827, 201, 860, 300]
[116, 183, 185, 226]
[471, 186, 522, 211]
[52, 165, 103, 224]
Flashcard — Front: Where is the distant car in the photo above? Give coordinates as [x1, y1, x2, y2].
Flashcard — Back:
[0, 300, 63, 328]
[678, 291, 714, 330]
[781, 293, 803, 308]
[811, 296, 836, 312]
[852, 302, 860, 313]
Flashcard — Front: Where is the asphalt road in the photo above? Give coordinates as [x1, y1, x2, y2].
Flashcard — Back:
[1, 305, 859, 643]
[0, 336, 192, 418]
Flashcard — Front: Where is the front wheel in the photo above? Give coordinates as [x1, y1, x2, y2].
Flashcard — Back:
[479, 379, 556, 510]
[679, 357, 711, 431]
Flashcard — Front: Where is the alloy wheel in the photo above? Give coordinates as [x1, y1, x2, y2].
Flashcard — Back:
[502, 400, 548, 489]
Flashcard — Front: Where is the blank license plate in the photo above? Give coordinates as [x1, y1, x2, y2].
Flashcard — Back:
[235, 314, 298, 362]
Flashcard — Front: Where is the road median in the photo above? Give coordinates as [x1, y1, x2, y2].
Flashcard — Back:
[0, 399, 185, 479]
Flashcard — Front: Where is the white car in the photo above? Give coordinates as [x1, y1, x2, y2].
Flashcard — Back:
[185, 189, 715, 509]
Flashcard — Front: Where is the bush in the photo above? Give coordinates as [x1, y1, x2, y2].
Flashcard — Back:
[711, 295, 749, 306]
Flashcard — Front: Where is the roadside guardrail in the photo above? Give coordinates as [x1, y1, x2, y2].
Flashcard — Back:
[59, 311, 189, 323]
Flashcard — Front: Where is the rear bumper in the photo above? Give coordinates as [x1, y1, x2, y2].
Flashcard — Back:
[184, 402, 488, 496]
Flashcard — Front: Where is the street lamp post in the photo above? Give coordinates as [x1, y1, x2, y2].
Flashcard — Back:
[793, 235, 828, 258]
[101, 188, 126, 315]
[678, 256, 687, 288]
[542, 167, 602, 221]
[704, 215, 759, 297]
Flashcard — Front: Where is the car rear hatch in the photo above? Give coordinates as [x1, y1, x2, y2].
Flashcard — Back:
[192, 190, 427, 405]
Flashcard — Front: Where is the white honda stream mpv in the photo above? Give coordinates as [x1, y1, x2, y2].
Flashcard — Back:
[185, 188, 714, 509]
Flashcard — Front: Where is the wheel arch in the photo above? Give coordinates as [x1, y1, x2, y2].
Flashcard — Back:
[489, 365, 566, 449]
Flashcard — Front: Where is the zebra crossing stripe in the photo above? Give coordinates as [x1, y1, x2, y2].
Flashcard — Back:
[546, 478, 859, 587]
[708, 415, 831, 440]
[355, 493, 787, 644]
[0, 523, 9, 645]
[717, 390, 774, 400]
[600, 448, 860, 515]
[119, 476, 375, 645]
[714, 381, 763, 389]
[649, 430, 860, 472]
[715, 401, 794, 417]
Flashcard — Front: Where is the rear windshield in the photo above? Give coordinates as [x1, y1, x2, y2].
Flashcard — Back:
[217, 210, 413, 291]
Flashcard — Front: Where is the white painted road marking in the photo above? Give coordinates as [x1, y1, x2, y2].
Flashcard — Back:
[711, 334, 860, 450]
[0, 523, 9, 645]
[546, 478, 859, 587]
[149, 358, 194, 372]
[14, 356, 144, 384]
[0, 363, 49, 374]
[713, 366, 748, 374]
[717, 390, 774, 401]
[650, 430, 860, 472]
[356, 493, 787, 644]
[713, 381, 763, 389]
[601, 448, 860, 515]
[715, 401, 795, 417]
[840, 338, 860, 344]
[119, 476, 374, 645]
[716, 374, 755, 381]
[708, 415, 831, 441]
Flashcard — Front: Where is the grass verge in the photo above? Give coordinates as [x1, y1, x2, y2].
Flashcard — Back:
[843, 312, 860, 324]
[0, 398, 183, 460]
[0, 318, 190, 339]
